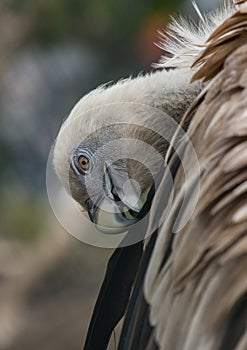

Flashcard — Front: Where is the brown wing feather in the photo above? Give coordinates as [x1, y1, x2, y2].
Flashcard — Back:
[191, 3, 247, 82]
[145, 3, 247, 349]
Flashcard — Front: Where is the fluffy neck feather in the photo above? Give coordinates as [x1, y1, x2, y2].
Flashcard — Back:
[67, 67, 201, 127]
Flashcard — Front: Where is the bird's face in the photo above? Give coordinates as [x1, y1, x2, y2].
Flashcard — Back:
[66, 124, 159, 233]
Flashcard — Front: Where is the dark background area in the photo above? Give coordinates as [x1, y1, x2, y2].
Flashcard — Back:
[0, 1, 220, 349]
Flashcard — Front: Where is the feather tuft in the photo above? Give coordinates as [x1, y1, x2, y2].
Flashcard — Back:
[154, 1, 235, 69]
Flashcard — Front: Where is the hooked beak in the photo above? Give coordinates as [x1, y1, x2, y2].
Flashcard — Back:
[85, 163, 147, 233]
[104, 165, 143, 213]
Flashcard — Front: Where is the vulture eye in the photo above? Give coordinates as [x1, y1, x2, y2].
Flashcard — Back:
[78, 155, 90, 172]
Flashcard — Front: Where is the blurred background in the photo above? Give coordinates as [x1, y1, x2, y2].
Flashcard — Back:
[0, 0, 221, 349]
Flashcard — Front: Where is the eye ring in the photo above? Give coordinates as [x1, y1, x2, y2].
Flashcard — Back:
[77, 155, 90, 173]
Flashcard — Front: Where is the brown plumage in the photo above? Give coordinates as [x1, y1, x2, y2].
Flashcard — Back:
[60, 1, 247, 349]
[143, 2, 247, 349]
[192, 0, 247, 82]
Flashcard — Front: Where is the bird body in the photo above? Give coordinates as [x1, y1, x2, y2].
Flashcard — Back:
[143, 2, 247, 349]
[144, 50, 247, 349]
[52, 1, 247, 349]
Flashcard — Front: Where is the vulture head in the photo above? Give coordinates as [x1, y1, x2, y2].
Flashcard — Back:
[53, 70, 202, 233]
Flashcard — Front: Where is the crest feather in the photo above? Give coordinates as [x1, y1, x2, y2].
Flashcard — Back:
[154, 1, 235, 69]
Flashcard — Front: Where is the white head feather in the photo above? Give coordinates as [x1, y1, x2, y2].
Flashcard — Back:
[154, 0, 234, 69]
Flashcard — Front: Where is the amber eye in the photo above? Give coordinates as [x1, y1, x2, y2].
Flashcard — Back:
[78, 155, 90, 172]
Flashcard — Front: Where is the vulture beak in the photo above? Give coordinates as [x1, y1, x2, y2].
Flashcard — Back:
[85, 163, 145, 233]
[104, 165, 143, 213]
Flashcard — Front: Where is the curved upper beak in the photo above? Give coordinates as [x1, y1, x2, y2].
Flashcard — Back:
[104, 164, 143, 213]
[84, 163, 145, 233]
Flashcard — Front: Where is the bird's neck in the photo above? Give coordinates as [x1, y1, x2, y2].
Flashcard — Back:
[125, 68, 203, 124]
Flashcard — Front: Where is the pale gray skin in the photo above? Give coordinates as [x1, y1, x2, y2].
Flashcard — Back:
[60, 76, 202, 232]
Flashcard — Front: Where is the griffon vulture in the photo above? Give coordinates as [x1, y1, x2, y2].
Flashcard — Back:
[53, 0, 247, 349]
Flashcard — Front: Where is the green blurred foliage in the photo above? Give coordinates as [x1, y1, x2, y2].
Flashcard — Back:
[3, 0, 183, 46]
